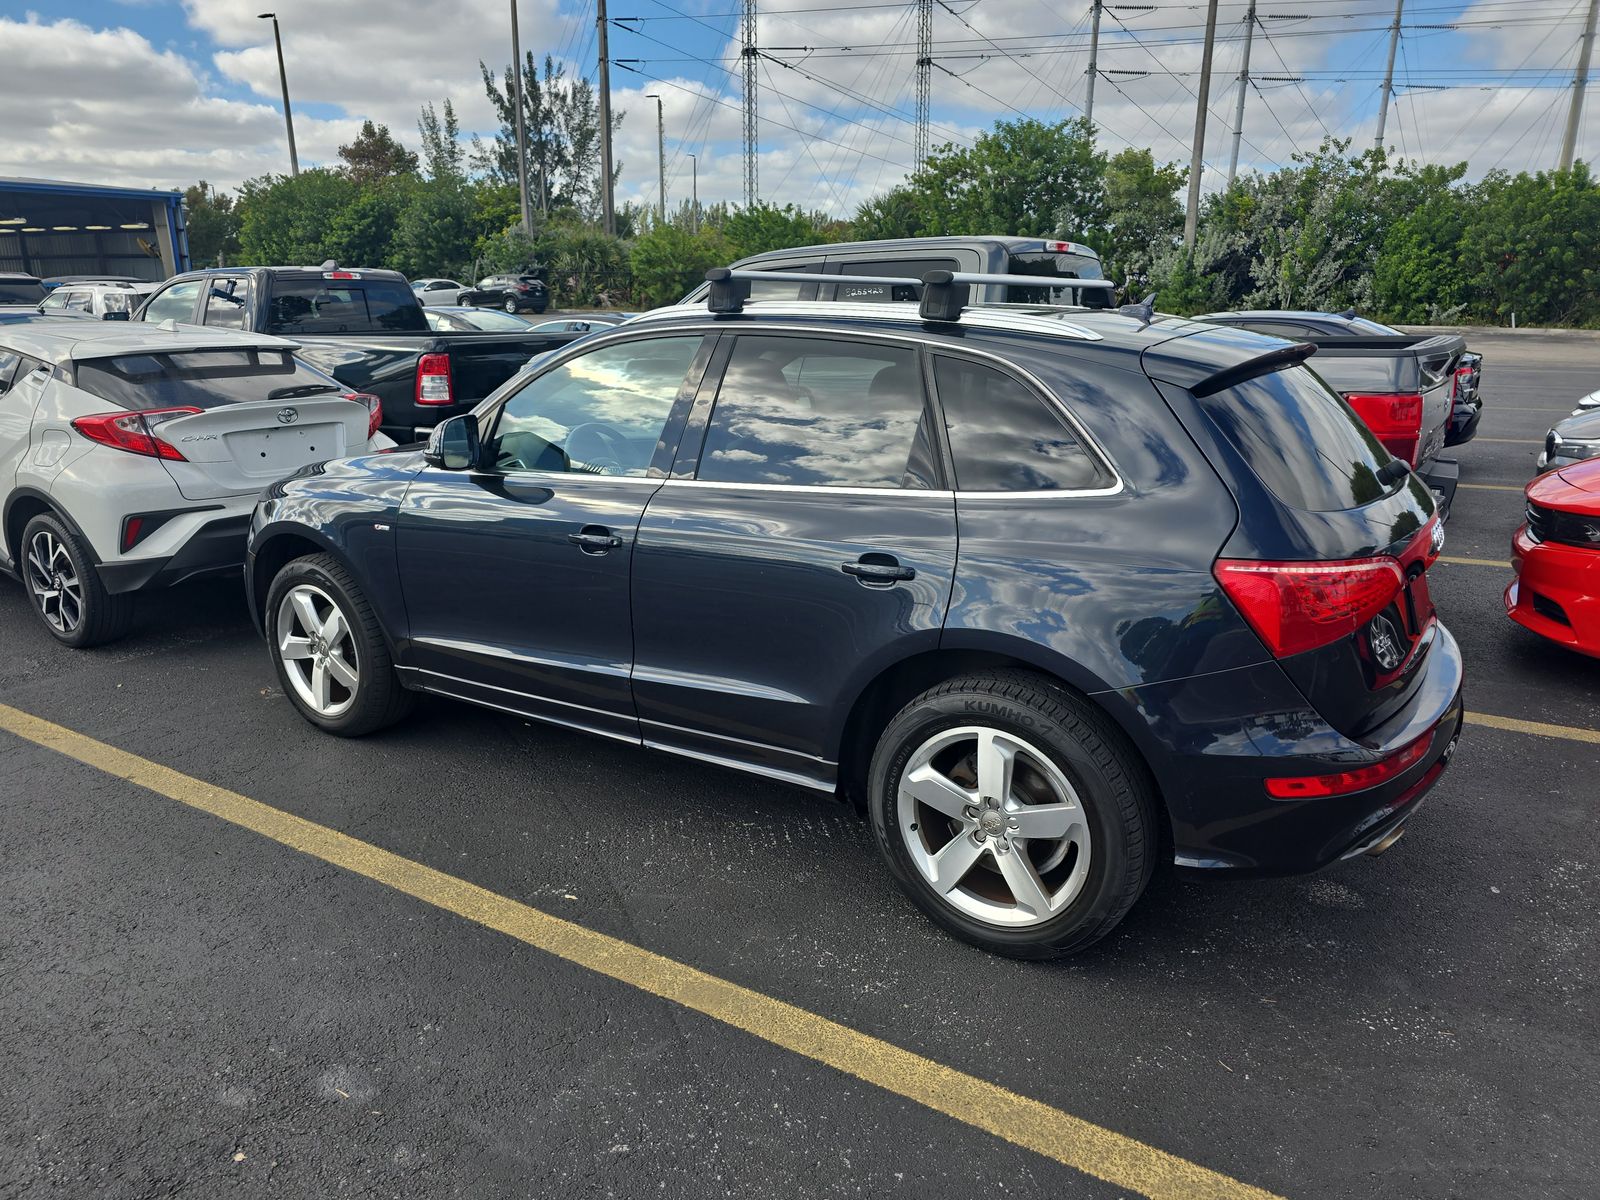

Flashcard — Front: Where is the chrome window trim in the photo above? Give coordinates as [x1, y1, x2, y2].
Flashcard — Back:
[479, 319, 1126, 499]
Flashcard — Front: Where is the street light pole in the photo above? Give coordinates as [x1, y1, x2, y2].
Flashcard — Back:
[257, 13, 299, 176]
[688, 154, 699, 233]
[510, 0, 534, 232]
[1184, 0, 1220, 250]
[646, 94, 666, 223]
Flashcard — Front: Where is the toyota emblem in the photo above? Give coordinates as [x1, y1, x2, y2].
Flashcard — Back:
[276, 407, 299, 425]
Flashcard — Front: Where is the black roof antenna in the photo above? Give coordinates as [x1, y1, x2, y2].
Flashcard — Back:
[1119, 292, 1157, 326]
[1337, 307, 1357, 320]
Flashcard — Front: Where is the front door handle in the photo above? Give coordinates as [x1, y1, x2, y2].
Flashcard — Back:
[842, 554, 916, 584]
[568, 525, 623, 554]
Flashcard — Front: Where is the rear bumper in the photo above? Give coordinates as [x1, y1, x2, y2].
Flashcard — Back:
[98, 514, 251, 593]
[1505, 526, 1600, 657]
[1445, 397, 1482, 446]
[1113, 623, 1465, 875]
[1419, 456, 1459, 521]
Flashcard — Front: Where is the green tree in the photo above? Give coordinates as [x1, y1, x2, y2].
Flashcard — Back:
[630, 223, 733, 307]
[418, 99, 466, 184]
[720, 203, 828, 259]
[910, 119, 1108, 237]
[337, 121, 419, 185]
[183, 180, 241, 266]
[1372, 162, 1469, 323]
[237, 170, 359, 265]
[851, 187, 921, 240]
[1099, 148, 1185, 290]
[391, 181, 475, 278]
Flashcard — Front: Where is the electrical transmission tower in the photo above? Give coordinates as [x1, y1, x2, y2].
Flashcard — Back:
[741, 0, 759, 206]
[914, 0, 932, 168]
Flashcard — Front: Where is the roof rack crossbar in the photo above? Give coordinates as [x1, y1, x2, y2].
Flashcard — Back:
[702, 267, 1115, 322]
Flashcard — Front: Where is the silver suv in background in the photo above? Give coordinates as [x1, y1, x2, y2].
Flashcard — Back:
[38, 279, 159, 320]
[0, 321, 389, 647]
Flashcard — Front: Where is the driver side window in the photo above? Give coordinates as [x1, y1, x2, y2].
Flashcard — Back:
[487, 336, 703, 477]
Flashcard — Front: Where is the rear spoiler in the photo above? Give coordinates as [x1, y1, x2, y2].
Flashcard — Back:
[1190, 342, 1317, 398]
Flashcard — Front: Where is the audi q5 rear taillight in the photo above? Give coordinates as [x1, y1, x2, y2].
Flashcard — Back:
[71, 407, 201, 461]
[1345, 392, 1424, 466]
[416, 353, 453, 406]
[1214, 556, 1406, 658]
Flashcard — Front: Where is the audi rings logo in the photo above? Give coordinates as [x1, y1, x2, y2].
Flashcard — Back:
[276, 407, 299, 425]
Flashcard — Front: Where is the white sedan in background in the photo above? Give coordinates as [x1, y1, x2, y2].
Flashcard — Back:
[0, 320, 389, 648]
[411, 277, 471, 305]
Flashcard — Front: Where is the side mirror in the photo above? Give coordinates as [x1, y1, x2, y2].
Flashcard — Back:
[101, 310, 130, 321]
[424, 414, 481, 470]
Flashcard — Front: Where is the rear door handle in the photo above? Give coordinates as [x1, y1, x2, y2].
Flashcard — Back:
[842, 555, 916, 584]
[568, 525, 623, 553]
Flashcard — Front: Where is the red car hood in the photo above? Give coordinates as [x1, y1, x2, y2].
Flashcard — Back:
[1530, 458, 1600, 515]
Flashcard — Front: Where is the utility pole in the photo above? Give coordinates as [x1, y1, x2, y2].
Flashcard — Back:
[646, 94, 666, 222]
[914, 0, 932, 167]
[688, 154, 699, 233]
[509, 0, 533, 232]
[1184, 0, 1220, 250]
[1375, 0, 1404, 153]
[1227, 0, 1257, 188]
[741, 0, 759, 206]
[257, 13, 299, 176]
[1085, 0, 1102, 126]
[597, 0, 616, 234]
[1560, 0, 1600, 171]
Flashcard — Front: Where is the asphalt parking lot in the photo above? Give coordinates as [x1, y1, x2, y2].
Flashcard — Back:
[2, 329, 1596, 1200]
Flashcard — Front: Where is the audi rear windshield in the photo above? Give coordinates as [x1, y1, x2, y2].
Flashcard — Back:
[265, 278, 427, 334]
[74, 349, 340, 411]
[1193, 364, 1398, 512]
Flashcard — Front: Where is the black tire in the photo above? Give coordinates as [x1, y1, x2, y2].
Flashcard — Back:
[264, 552, 413, 737]
[19, 511, 134, 648]
[868, 670, 1159, 959]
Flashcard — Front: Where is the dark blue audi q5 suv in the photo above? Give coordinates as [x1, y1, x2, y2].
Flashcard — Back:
[246, 276, 1464, 958]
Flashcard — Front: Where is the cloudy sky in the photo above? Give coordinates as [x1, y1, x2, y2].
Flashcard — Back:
[1, 0, 1595, 217]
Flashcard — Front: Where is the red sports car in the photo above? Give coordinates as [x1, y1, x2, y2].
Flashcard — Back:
[1507, 457, 1600, 657]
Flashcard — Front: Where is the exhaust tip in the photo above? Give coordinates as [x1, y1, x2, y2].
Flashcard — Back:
[1366, 826, 1407, 858]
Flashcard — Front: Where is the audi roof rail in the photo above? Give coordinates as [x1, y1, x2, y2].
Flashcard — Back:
[701, 266, 1115, 324]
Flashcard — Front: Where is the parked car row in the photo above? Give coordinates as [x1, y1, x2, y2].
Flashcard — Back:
[413, 273, 551, 314]
[18, 239, 1599, 960]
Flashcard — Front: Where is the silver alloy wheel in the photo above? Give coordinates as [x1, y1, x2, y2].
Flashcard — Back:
[503, 298, 518, 313]
[897, 726, 1092, 928]
[276, 583, 360, 718]
[25, 530, 84, 634]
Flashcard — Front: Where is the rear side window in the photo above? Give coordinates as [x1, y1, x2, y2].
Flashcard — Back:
[74, 349, 338, 411]
[202, 277, 250, 329]
[933, 356, 1111, 492]
[1006, 251, 1108, 307]
[698, 335, 939, 489]
[266, 279, 426, 333]
[141, 280, 202, 324]
[0, 349, 21, 392]
[0, 280, 46, 304]
[1195, 366, 1393, 512]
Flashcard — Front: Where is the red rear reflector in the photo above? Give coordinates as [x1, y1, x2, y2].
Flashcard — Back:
[415, 353, 453, 406]
[1264, 729, 1434, 799]
[1215, 556, 1405, 658]
[343, 391, 383, 438]
[71, 407, 200, 461]
[1345, 392, 1424, 466]
[121, 516, 143, 552]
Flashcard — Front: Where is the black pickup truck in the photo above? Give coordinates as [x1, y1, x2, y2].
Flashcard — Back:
[132, 266, 583, 439]
[1196, 310, 1470, 516]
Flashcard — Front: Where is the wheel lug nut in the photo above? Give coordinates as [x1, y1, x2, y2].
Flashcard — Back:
[963, 805, 979, 820]
[1008, 818, 1019, 829]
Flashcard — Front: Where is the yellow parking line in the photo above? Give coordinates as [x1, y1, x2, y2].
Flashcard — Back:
[1437, 555, 1509, 567]
[1465, 712, 1600, 746]
[1467, 437, 1535, 444]
[0, 702, 1279, 1200]
[1458, 483, 1525, 492]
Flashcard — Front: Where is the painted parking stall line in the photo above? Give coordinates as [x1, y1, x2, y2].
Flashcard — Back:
[0, 702, 1281, 1200]
[1464, 711, 1600, 746]
[1437, 555, 1509, 568]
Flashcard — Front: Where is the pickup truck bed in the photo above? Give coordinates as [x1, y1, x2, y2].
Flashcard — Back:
[1303, 333, 1466, 516]
[132, 266, 585, 440]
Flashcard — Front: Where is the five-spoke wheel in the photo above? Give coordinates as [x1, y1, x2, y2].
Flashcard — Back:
[276, 583, 360, 719]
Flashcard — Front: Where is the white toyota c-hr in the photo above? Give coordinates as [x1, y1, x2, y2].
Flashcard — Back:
[0, 319, 391, 647]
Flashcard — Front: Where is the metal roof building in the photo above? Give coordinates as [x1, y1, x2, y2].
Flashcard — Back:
[0, 177, 191, 283]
